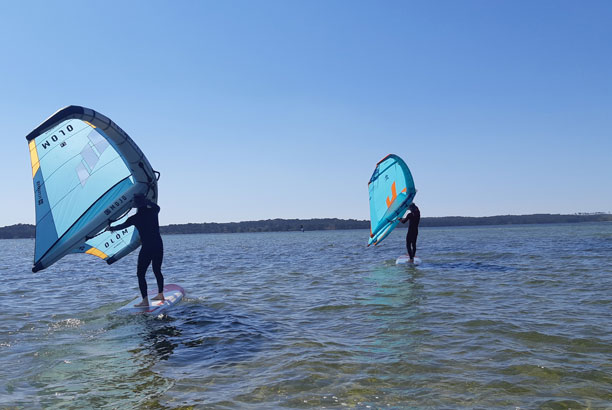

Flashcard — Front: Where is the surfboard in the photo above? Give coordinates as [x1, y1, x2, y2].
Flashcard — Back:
[117, 284, 185, 315]
[396, 255, 421, 265]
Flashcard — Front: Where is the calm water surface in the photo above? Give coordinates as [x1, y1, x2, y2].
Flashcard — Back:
[1, 223, 611, 409]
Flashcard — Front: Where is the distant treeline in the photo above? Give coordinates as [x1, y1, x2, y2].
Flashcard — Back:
[1, 214, 611, 239]
[420, 213, 612, 227]
[160, 218, 369, 234]
[0, 223, 35, 239]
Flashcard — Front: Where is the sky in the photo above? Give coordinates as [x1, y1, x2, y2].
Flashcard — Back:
[1, 0, 610, 226]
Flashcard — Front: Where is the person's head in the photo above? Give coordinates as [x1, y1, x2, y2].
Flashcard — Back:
[410, 203, 418, 211]
[133, 193, 146, 208]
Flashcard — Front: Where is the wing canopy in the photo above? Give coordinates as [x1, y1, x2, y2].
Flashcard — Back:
[26, 106, 158, 272]
[368, 154, 416, 246]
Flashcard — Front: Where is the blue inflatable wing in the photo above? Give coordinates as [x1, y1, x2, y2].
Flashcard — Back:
[70, 213, 142, 265]
[368, 154, 416, 246]
[26, 106, 158, 272]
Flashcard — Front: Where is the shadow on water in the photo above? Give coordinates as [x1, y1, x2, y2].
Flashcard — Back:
[426, 261, 515, 273]
[138, 320, 182, 362]
[127, 298, 278, 371]
[378, 254, 514, 274]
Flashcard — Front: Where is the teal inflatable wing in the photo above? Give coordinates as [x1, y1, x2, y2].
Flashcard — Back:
[26, 106, 158, 272]
[368, 154, 416, 246]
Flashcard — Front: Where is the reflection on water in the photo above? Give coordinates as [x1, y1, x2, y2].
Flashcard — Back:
[139, 321, 181, 362]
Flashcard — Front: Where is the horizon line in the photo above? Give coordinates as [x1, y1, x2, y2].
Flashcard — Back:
[2, 212, 611, 230]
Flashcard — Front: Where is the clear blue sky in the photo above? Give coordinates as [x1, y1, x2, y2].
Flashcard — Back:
[1, 0, 610, 226]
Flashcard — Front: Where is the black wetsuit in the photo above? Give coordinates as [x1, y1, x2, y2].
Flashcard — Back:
[114, 203, 164, 299]
[403, 207, 420, 259]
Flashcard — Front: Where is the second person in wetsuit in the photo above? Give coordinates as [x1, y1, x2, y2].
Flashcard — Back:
[400, 203, 420, 263]
[110, 193, 164, 307]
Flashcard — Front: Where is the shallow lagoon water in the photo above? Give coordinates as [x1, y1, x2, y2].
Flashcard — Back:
[1, 223, 611, 408]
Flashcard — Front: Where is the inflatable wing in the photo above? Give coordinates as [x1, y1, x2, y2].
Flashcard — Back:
[26, 106, 158, 272]
[368, 154, 416, 246]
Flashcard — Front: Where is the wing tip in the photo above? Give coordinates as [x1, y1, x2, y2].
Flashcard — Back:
[25, 105, 87, 141]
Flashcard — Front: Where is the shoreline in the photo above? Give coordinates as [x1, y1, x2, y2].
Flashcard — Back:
[1, 213, 611, 239]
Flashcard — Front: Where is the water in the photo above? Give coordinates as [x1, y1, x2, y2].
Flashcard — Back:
[1, 223, 611, 409]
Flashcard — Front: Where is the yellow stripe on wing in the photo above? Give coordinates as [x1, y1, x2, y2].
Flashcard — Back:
[85, 247, 108, 260]
[29, 140, 40, 178]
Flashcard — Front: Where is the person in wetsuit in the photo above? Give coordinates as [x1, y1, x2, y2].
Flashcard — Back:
[400, 203, 420, 263]
[110, 193, 164, 307]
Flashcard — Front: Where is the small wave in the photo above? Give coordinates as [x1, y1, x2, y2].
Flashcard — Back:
[537, 399, 586, 409]
[500, 364, 564, 381]
[505, 330, 612, 354]
[308, 304, 355, 312]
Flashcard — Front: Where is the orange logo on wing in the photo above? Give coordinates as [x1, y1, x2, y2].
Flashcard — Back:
[386, 182, 397, 208]
[386, 182, 407, 208]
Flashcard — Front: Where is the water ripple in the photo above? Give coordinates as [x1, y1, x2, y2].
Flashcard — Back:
[1, 224, 611, 408]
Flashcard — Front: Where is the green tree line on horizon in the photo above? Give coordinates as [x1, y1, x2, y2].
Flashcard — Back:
[1, 214, 611, 239]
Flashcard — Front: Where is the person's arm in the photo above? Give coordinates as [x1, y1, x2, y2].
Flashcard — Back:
[109, 215, 135, 232]
[400, 212, 413, 224]
[147, 199, 160, 213]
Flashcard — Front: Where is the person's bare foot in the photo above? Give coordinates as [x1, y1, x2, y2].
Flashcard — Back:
[134, 299, 149, 307]
[151, 293, 165, 301]
[409, 258, 415, 263]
